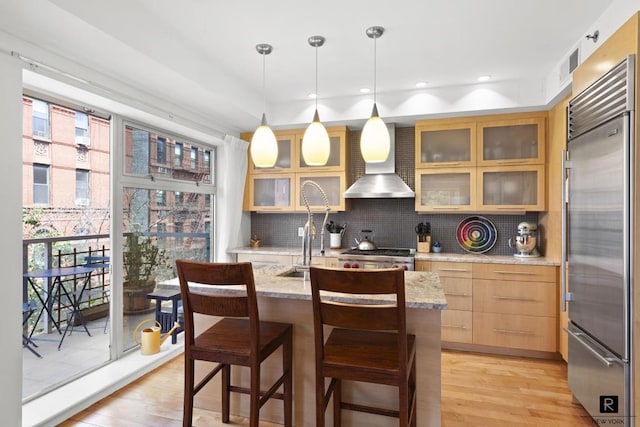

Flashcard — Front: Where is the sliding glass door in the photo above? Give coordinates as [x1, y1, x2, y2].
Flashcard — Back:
[119, 123, 215, 351]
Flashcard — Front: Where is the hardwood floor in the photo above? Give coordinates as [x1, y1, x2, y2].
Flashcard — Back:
[59, 350, 595, 426]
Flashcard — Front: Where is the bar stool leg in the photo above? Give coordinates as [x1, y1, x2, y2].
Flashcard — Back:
[183, 358, 195, 427]
[222, 364, 230, 423]
[333, 379, 342, 427]
[283, 331, 293, 427]
[249, 364, 260, 427]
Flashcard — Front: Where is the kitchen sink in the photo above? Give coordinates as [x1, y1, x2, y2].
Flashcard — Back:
[277, 265, 309, 278]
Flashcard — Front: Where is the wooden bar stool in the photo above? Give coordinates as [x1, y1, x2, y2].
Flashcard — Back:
[309, 266, 417, 426]
[176, 260, 293, 427]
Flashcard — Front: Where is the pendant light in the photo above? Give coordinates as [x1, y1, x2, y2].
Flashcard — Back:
[360, 26, 390, 163]
[250, 43, 278, 168]
[302, 35, 330, 166]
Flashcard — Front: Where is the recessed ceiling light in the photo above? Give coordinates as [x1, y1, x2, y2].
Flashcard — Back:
[415, 81, 428, 88]
[308, 93, 317, 99]
[477, 75, 492, 82]
[359, 87, 371, 94]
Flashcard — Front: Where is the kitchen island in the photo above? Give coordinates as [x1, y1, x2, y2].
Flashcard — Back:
[164, 264, 446, 426]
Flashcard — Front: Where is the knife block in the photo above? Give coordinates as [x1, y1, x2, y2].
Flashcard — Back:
[417, 235, 431, 253]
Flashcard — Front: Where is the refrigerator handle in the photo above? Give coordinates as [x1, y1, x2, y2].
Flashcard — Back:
[560, 150, 569, 312]
[564, 327, 617, 367]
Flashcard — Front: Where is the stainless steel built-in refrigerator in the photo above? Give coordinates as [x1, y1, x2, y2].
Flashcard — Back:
[563, 55, 635, 426]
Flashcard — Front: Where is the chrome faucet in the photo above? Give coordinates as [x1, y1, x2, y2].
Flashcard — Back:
[300, 180, 330, 268]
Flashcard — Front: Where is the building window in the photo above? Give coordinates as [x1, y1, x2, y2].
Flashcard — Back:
[33, 164, 50, 204]
[190, 147, 198, 169]
[174, 222, 184, 234]
[175, 191, 183, 204]
[204, 150, 210, 169]
[156, 190, 166, 206]
[175, 142, 183, 167]
[157, 137, 166, 164]
[157, 223, 166, 233]
[32, 99, 50, 139]
[75, 169, 90, 205]
[75, 112, 90, 146]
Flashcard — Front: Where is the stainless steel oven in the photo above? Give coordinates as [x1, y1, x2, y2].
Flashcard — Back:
[337, 248, 415, 271]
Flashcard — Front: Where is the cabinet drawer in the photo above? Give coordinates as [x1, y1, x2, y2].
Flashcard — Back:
[442, 310, 473, 344]
[473, 263, 556, 282]
[441, 277, 472, 311]
[431, 262, 473, 278]
[473, 279, 556, 317]
[473, 312, 556, 352]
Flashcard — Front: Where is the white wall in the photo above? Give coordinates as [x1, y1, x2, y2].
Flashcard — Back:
[0, 53, 25, 427]
[544, 0, 640, 103]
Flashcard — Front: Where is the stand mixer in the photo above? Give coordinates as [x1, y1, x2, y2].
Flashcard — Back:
[508, 221, 540, 258]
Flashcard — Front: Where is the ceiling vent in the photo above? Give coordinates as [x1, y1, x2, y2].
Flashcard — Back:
[560, 47, 580, 84]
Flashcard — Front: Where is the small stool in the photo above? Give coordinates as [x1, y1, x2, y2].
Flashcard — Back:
[146, 289, 183, 344]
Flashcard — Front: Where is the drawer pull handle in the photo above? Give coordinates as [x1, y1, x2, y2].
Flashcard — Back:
[443, 324, 468, 329]
[493, 270, 536, 275]
[439, 268, 470, 272]
[492, 295, 536, 302]
[446, 292, 470, 297]
[492, 328, 535, 335]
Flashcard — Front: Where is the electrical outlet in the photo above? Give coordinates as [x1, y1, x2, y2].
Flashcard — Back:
[298, 227, 305, 237]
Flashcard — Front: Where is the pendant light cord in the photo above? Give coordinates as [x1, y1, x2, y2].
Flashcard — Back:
[373, 35, 377, 105]
[315, 44, 319, 111]
[262, 52, 267, 115]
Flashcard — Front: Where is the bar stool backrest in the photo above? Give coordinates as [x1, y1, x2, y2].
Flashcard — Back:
[175, 261, 259, 346]
[309, 266, 407, 353]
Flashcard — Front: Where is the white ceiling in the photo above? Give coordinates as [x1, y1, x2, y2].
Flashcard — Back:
[0, 0, 615, 133]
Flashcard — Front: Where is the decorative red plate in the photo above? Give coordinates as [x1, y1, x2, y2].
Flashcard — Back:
[456, 216, 497, 254]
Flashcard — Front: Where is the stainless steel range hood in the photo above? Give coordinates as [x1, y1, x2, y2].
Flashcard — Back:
[344, 123, 415, 198]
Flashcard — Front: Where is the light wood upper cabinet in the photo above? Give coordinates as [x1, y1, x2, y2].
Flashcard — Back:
[477, 117, 545, 166]
[477, 165, 545, 211]
[415, 112, 547, 213]
[415, 167, 476, 211]
[242, 126, 350, 212]
[247, 173, 294, 212]
[241, 130, 297, 174]
[295, 172, 347, 212]
[296, 127, 348, 172]
[415, 122, 476, 168]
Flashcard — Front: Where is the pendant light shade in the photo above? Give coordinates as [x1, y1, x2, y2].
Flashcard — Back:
[302, 35, 330, 166]
[361, 104, 390, 163]
[250, 43, 278, 168]
[251, 113, 278, 167]
[360, 26, 390, 163]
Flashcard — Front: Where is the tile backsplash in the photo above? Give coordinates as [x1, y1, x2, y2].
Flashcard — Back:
[250, 127, 541, 256]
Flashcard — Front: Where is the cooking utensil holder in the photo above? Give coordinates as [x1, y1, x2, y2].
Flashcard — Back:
[417, 235, 431, 253]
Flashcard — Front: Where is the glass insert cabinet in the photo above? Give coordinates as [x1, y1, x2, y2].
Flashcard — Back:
[415, 112, 546, 212]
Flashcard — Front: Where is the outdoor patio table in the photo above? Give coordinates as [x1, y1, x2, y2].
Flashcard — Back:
[23, 266, 96, 350]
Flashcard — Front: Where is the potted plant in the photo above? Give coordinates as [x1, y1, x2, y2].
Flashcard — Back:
[123, 233, 169, 313]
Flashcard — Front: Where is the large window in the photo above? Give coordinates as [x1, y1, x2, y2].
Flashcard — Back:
[32, 99, 50, 139]
[75, 112, 90, 146]
[121, 123, 215, 351]
[33, 164, 49, 204]
[75, 169, 89, 205]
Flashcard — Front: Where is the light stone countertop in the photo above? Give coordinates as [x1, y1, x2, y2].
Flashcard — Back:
[413, 252, 560, 266]
[230, 246, 560, 266]
[159, 263, 447, 310]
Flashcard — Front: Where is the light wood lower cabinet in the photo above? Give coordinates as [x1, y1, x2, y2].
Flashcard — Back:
[442, 310, 473, 343]
[472, 312, 556, 352]
[427, 260, 559, 354]
[472, 263, 557, 353]
[431, 261, 473, 344]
